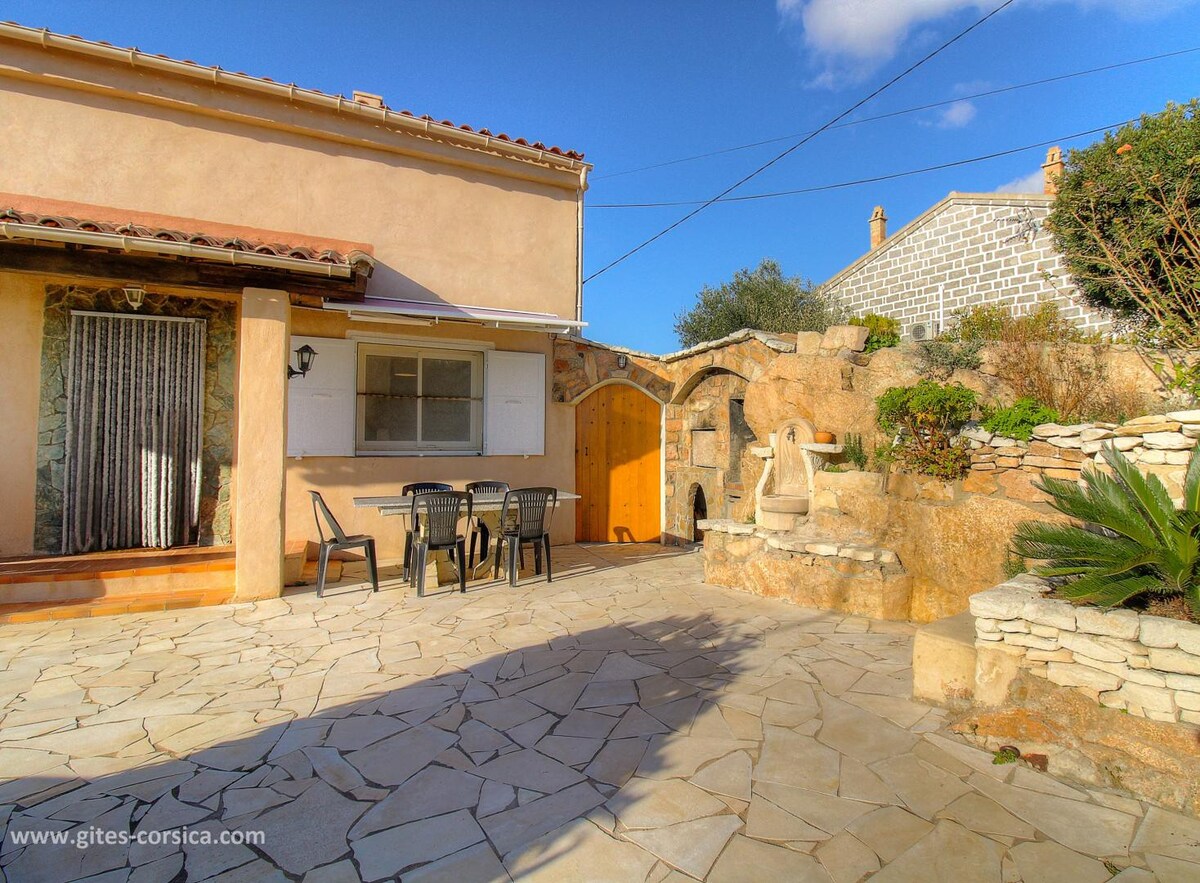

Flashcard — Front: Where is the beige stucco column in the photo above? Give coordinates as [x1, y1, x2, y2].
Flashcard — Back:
[234, 287, 291, 600]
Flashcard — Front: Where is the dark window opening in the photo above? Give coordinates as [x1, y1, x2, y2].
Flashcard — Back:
[692, 485, 708, 542]
[728, 398, 755, 483]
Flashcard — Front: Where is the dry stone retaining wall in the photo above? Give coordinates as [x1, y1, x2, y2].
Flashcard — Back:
[970, 576, 1200, 725]
[961, 410, 1200, 503]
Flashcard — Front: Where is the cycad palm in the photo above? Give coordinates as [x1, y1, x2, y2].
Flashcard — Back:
[1011, 442, 1200, 616]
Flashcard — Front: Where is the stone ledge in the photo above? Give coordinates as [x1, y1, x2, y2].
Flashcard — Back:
[701, 528, 912, 620]
[697, 518, 900, 565]
[969, 576, 1200, 724]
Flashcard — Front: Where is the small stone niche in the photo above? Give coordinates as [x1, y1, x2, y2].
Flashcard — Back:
[691, 429, 719, 468]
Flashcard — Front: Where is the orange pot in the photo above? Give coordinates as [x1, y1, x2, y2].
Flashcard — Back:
[814, 431, 836, 444]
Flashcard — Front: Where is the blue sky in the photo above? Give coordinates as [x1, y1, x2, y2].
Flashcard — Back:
[7, 1, 1200, 352]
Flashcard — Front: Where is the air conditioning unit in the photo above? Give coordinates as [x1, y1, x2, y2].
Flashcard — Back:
[910, 322, 931, 341]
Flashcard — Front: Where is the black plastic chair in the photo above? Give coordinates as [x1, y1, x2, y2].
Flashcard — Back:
[401, 482, 453, 581]
[493, 487, 557, 586]
[409, 491, 473, 597]
[308, 491, 379, 598]
[465, 480, 510, 569]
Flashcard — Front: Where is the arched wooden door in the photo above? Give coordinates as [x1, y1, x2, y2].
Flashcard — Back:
[575, 384, 661, 542]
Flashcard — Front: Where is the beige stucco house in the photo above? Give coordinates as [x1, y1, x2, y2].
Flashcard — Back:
[0, 23, 590, 611]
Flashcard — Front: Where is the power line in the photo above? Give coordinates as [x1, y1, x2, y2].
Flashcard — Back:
[583, 0, 1017, 285]
[587, 118, 1134, 208]
[592, 46, 1200, 181]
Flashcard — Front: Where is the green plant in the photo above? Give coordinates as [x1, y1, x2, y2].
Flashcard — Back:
[674, 258, 845, 348]
[843, 432, 869, 470]
[945, 301, 1132, 421]
[876, 380, 978, 479]
[1047, 100, 1200, 346]
[824, 464, 846, 473]
[992, 746, 1021, 765]
[916, 339, 983, 379]
[1011, 443, 1200, 617]
[849, 313, 900, 353]
[982, 398, 1060, 442]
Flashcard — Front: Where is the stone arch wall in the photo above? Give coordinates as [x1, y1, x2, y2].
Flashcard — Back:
[664, 370, 757, 544]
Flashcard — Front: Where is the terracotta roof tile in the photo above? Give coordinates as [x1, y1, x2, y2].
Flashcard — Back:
[0, 207, 374, 274]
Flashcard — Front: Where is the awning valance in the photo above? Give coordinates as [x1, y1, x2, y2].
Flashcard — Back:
[324, 297, 586, 334]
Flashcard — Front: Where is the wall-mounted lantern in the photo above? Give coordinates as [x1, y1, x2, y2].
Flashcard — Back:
[123, 285, 147, 310]
[287, 343, 318, 379]
[616, 354, 628, 370]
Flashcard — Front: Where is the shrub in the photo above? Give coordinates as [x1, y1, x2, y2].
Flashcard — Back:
[849, 313, 900, 353]
[916, 339, 983, 379]
[1011, 443, 1200, 618]
[944, 302, 1127, 421]
[876, 380, 977, 479]
[843, 432, 869, 470]
[982, 398, 1060, 442]
[1046, 100, 1200, 346]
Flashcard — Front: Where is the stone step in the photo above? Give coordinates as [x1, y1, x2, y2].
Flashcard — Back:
[697, 518, 899, 565]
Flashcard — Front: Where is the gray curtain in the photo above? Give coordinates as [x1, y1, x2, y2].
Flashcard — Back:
[62, 312, 206, 553]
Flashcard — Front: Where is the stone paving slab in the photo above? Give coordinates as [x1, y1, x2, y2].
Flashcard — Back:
[0, 544, 1197, 881]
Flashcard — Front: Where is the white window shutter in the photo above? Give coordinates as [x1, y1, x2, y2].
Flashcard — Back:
[484, 351, 545, 456]
[286, 336, 356, 456]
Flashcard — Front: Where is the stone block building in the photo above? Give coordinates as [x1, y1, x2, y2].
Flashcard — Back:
[820, 148, 1111, 338]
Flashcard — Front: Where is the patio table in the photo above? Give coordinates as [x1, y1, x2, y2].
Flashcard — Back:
[353, 490, 580, 583]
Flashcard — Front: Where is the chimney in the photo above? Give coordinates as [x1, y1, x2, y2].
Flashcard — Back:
[352, 91, 385, 109]
[1042, 146, 1064, 196]
[869, 205, 888, 249]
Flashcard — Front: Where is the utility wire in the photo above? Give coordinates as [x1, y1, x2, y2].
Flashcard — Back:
[583, 0, 1017, 284]
[593, 45, 1200, 181]
[588, 118, 1134, 208]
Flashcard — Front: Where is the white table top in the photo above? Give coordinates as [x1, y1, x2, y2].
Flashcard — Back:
[354, 490, 579, 515]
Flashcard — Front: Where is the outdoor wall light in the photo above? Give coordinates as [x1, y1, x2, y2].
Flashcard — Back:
[123, 285, 147, 310]
[616, 354, 628, 369]
[287, 344, 318, 379]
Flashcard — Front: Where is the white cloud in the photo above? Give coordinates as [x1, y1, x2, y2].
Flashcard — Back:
[777, 0, 1198, 86]
[994, 168, 1044, 193]
[935, 99, 977, 128]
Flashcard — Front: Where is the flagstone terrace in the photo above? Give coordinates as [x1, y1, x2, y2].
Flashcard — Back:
[1, 545, 1197, 882]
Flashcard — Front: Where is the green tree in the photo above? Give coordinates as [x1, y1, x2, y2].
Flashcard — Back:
[1046, 100, 1200, 346]
[673, 259, 843, 348]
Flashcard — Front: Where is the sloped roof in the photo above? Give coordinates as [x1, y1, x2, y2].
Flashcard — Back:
[0, 21, 586, 164]
[821, 192, 1054, 292]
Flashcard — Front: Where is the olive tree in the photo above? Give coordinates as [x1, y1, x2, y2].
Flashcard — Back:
[673, 259, 844, 348]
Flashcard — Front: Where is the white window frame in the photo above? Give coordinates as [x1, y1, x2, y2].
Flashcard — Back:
[355, 343, 484, 454]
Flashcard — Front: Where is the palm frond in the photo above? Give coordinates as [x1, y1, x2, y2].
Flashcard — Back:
[1100, 443, 1175, 538]
[1055, 571, 1165, 607]
[1184, 441, 1200, 511]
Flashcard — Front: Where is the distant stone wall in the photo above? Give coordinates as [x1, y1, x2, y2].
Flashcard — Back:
[971, 576, 1200, 726]
[961, 411, 1200, 503]
[34, 286, 235, 552]
[820, 195, 1111, 336]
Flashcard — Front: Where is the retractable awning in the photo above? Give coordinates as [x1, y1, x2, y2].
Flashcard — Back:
[324, 296, 586, 333]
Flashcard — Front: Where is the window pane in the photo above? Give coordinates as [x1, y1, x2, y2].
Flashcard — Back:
[362, 397, 417, 442]
[363, 354, 418, 396]
[423, 399, 471, 442]
[424, 358, 472, 398]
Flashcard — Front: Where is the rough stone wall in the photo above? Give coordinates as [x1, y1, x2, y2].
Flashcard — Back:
[810, 470, 1064, 623]
[971, 576, 1200, 726]
[34, 286, 236, 552]
[820, 195, 1111, 336]
[664, 372, 751, 542]
[963, 411, 1199, 503]
[702, 523, 912, 620]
